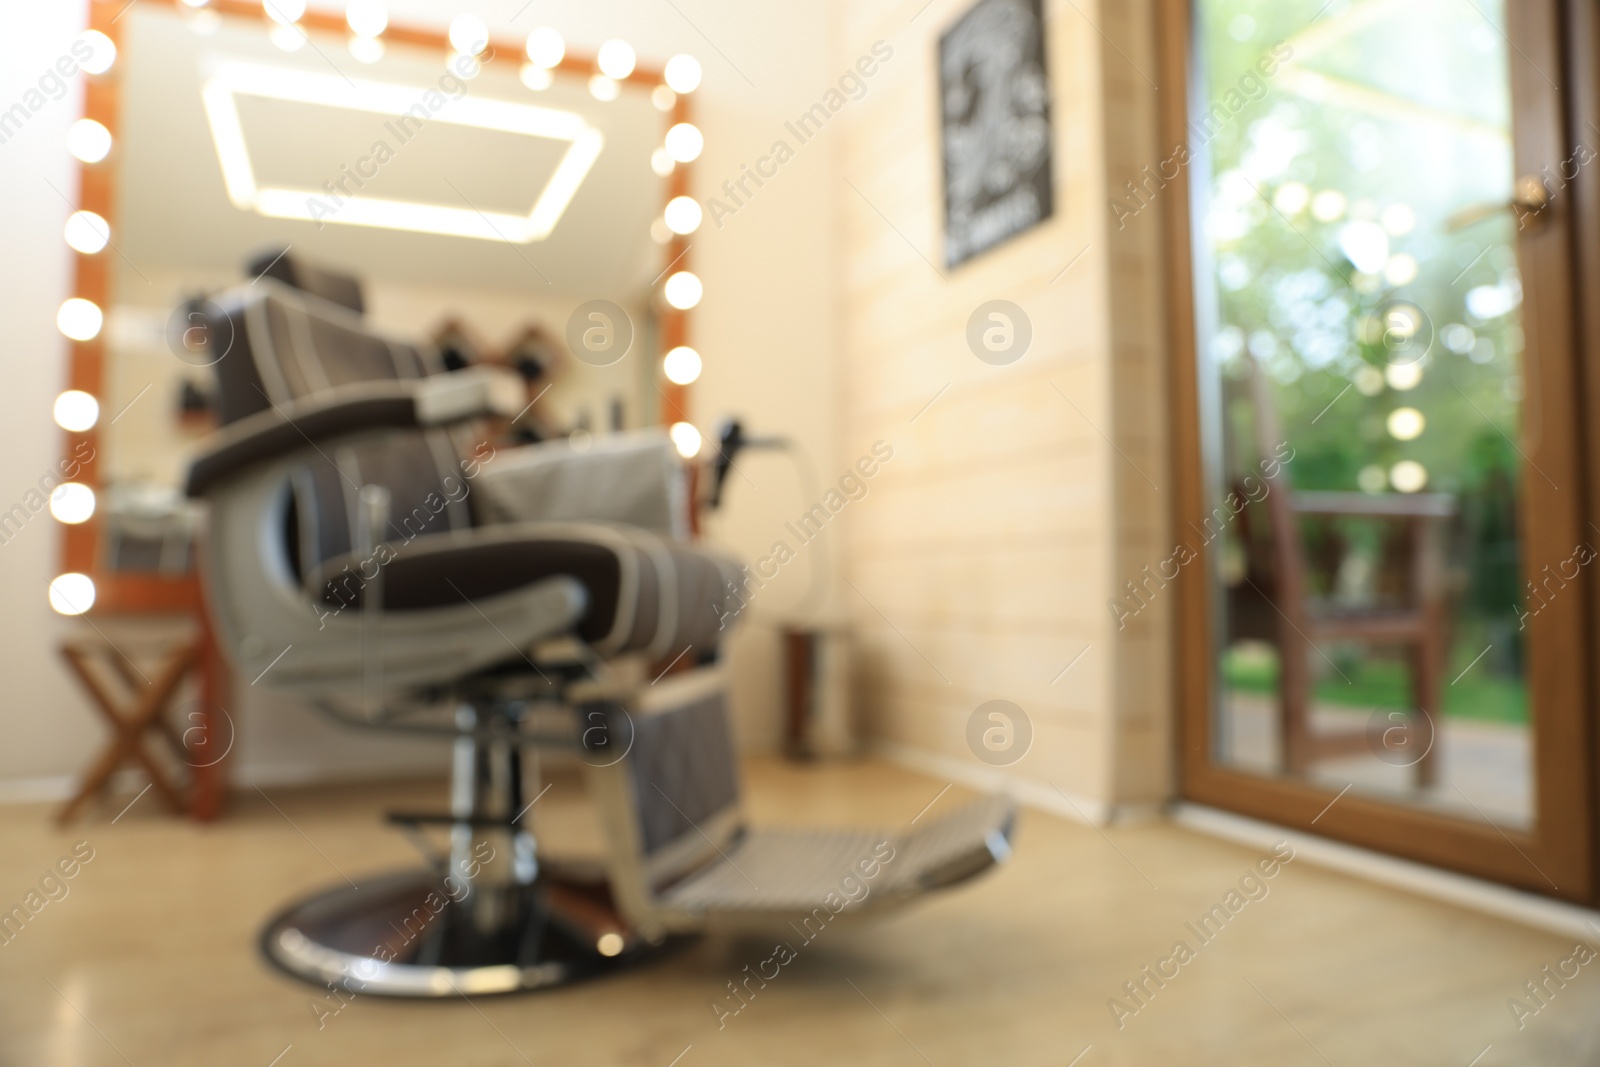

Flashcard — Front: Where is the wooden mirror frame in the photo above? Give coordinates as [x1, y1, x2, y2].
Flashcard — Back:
[64, 0, 698, 615]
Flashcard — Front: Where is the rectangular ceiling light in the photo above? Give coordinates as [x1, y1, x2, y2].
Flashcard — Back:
[200, 60, 604, 242]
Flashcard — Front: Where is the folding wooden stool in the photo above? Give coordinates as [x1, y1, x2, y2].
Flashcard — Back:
[56, 634, 199, 824]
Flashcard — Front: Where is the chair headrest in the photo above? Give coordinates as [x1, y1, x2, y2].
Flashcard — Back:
[245, 249, 365, 315]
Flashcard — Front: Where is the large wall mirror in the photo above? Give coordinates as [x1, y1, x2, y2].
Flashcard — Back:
[58, 0, 702, 614]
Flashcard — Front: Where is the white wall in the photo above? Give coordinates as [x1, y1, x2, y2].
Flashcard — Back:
[0, 0, 841, 796]
[830, 0, 1171, 819]
[0, 0, 104, 799]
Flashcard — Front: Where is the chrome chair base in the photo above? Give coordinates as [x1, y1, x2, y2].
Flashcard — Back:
[260, 868, 660, 998]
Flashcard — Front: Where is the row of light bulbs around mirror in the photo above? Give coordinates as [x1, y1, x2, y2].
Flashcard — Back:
[50, 4, 709, 616]
[52, 22, 125, 615]
[173, 1, 705, 108]
[160, 5, 712, 196]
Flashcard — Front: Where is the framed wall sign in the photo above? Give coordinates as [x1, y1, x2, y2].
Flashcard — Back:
[939, 0, 1054, 268]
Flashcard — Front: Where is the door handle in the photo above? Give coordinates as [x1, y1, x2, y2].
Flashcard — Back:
[1445, 175, 1552, 233]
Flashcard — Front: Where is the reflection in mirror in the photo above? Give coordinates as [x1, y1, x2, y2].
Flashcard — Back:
[100, 4, 677, 576]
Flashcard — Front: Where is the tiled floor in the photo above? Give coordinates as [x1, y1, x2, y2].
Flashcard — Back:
[1, 757, 1594, 1065]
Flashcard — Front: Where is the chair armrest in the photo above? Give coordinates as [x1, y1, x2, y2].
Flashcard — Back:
[184, 368, 522, 498]
[1290, 491, 1456, 520]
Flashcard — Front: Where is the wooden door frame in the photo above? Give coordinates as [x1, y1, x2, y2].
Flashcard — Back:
[1159, 0, 1597, 903]
[1564, 0, 1600, 911]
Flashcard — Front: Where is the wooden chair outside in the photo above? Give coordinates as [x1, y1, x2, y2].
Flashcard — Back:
[1229, 356, 1455, 784]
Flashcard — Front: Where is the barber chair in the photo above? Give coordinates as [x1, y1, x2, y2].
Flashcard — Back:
[183, 255, 1016, 997]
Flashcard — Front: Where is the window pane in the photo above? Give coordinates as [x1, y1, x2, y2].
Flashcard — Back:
[1194, 0, 1532, 828]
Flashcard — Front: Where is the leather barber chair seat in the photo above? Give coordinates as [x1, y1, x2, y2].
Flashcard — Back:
[184, 253, 1016, 996]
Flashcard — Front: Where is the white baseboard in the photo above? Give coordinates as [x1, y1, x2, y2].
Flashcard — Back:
[0, 768, 183, 805]
[0, 774, 78, 804]
[1174, 802, 1600, 942]
[873, 741, 1160, 826]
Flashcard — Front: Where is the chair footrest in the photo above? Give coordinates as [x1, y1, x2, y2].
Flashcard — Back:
[655, 795, 1016, 919]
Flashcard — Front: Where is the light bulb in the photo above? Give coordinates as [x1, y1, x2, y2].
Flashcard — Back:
[664, 123, 702, 163]
[663, 271, 702, 310]
[670, 421, 702, 458]
[1390, 460, 1428, 494]
[597, 39, 636, 80]
[589, 74, 619, 102]
[50, 484, 96, 525]
[1310, 189, 1346, 223]
[78, 31, 117, 75]
[1385, 362, 1423, 391]
[64, 211, 110, 254]
[1272, 182, 1309, 215]
[526, 27, 564, 68]
[348, 35, 384, 63]
[663, 196, 702, 235]
[664, 54, 702, 93]
[663, 346, 702, 385]
[57, 298, 103, 342]
[346, 0, 387, 38]
[650, 148, 675, 177]
[449, 14, 489, 56]
[1384, 253, 1419, 287]
[49, 573, 96, 616]
[264, 0, 306, 25]
[520, 63, 552, 90]
[652, 85, 676, 112]
[1387, 407, 1425, 441]
[67, 119, 112, 164]
[53, 390, 99, 432]
[270, 23, 306, 51]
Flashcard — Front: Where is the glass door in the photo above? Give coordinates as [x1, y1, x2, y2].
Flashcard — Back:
[1170, 0, 1592, 899]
